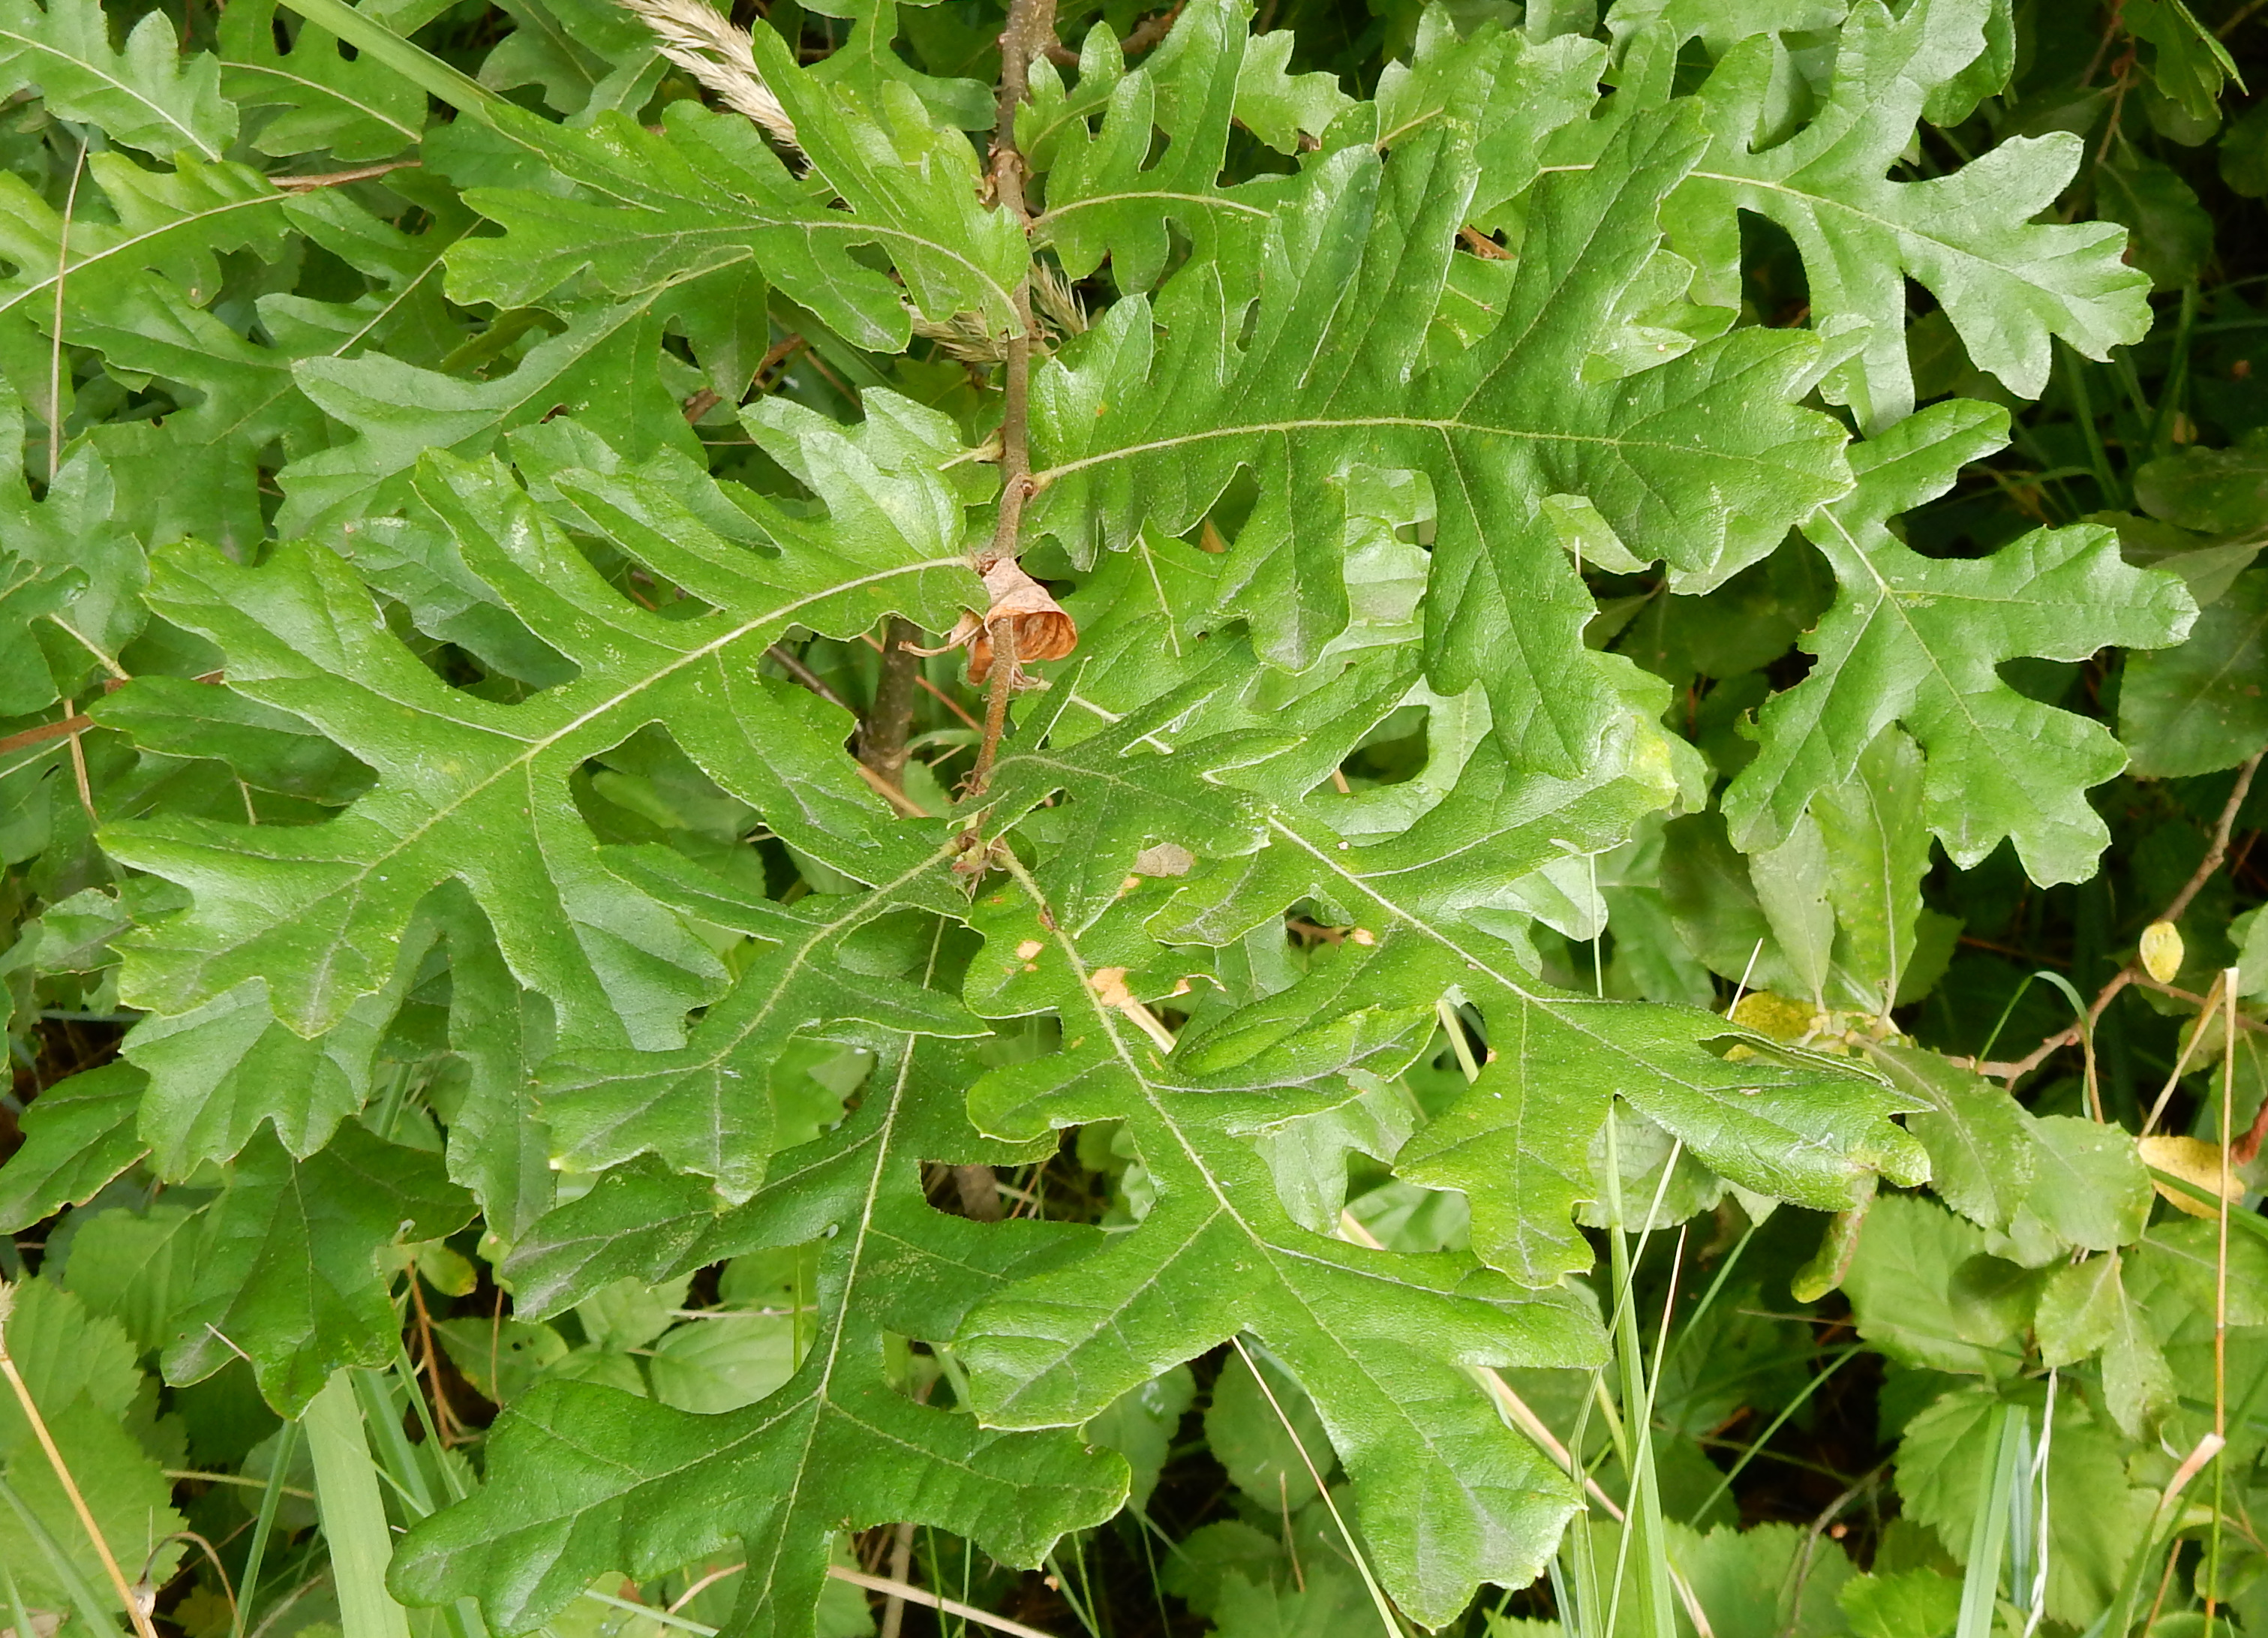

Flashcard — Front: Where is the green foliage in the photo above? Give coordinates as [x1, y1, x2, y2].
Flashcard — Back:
[2, 0, 2266, 1636]
[0, 1278, 187, 1613]
[1722, 400, 2194, 885]
[395, 1041, 1127, 1638]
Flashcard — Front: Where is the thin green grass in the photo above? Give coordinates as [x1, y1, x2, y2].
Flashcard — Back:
[232, 1421, 300, 1638]
[304, 1371, 412, 1638]
[1955, 1403, 2024, 1638]
[0, 1471, 128, 1638]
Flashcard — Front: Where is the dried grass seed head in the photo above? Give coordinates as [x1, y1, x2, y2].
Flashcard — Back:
[614, 0, 801, 152]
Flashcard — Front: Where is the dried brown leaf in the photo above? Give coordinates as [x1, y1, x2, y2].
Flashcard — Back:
[910, 559, 1077, 686]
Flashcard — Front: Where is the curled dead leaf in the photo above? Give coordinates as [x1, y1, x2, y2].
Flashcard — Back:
[912, 558, 1077, 686]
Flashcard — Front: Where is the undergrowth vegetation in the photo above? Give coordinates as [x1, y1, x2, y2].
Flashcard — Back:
[2, 0, 2267, 1633]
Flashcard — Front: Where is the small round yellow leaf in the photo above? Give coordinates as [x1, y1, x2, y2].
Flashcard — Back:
[2140, 920, 2185, 984]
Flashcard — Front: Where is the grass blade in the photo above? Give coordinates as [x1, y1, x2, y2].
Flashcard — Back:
[270, 0, 499, 116]
[305, 1371, 411, 1638]
[232, 1421, 299, 1638]
[1956, 1404, 2025, 1638]
[1599, 1110, 1679, 1638]
[2, 1558, 45, 1638]
[2146, 1168, 2268, 1246]
[0, 1471, 127, 1638]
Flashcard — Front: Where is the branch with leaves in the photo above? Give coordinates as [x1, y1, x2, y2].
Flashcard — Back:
[2, 0, 2266, 1634]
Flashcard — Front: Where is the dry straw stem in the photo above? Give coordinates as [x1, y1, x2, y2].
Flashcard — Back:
[612, 0, 799, 150]
[1226, 1334, 1403, 1638]
[876, 1522, 917, 1638]
[827, 1568, 1057, 1638]
[608, 1567, 1044, 1638]
[2205, 961, 2239, 1627]
[0, 1283, 164, 1638]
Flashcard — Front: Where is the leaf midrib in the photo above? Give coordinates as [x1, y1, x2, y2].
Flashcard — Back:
[153, 555, 968, 1026]
[1032, 415, 1732, 491]
[0, 188, 285, 322]
[0, 24, 223, 159]
[1003, 856, 1543, 1539]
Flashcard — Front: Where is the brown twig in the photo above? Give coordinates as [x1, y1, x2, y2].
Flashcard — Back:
[0, 669, 220, 758]
[960, 0, 1057, 800]
[987, 0, 1055, 226]
[2095, 47, 2138, 167]
[404, 1278, 462, 1447]
[764, 643, 852, 711]
[2168, 753, 2261, 923]
[951, 1163, 1002, 1222]
[1119, 1, 1182, 53]
[1456, 225, 1509, 261]
[980, 312, 1037, 577]
[2240, 1071, 2268, 1168]
[270, 160, 421, 191]
[860, 631, 981, 728]
[1969, 750, 2263, 1083]
[1041, 2, 1178, 62]
[2080, 0, 2128, 86]
[753, 332, 806, 388]
[2230, 826, 2260, 888]
[966, 614, 1019, 798]
[858, 618, 923, 790]
[2219, 0, 2268, 38]
[685, 333, 805, 432]
[979, 0, 1053, 576]
[1957, 933, 2071, 967]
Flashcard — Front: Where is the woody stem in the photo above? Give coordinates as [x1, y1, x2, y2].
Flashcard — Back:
[978, 0, 1050, 573]
[967, 615, 1020, 798]
[859, 618, 922, 790]
[960, 0, 1056, 799]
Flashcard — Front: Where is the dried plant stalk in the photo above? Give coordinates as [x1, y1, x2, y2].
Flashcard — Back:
[909, 264, 1086, 365]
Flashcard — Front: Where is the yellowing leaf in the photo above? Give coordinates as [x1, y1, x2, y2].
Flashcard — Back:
[2140, 1134, 2242, 1219]
[2140, 920, 2185, 984]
